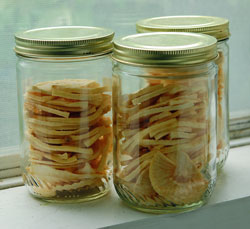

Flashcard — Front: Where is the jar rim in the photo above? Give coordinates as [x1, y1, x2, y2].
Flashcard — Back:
[136, 15, 230, 41]
[112, 32, 218, 66]
[14, 26, 114, 58]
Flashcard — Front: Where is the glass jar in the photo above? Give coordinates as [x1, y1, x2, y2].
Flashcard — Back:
[136, 16, 230, 169]
[112, 32, 218, 213]
[15, 26, 114, 203]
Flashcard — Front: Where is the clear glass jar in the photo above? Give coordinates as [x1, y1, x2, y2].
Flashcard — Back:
[15, 26, 114, 203]
[112, 32, 218, 213]
[136, 16, 230, 169]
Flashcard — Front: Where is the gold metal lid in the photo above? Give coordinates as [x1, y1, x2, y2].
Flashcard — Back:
[14, 26, 114, 58]
[136, 16, 230, 41]
[112, 32, 217, 66]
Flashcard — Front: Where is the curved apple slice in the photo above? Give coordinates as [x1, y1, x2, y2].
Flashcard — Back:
[149, 151, 208, 205]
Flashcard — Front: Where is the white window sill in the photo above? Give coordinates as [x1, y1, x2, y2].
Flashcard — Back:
[1, 145, 250, 229]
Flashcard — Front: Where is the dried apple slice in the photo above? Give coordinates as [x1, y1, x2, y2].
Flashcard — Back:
[27, 164, 104, 182]
[29, 104, 106, 124]
[24, 102, 70, 118]
[32, 79, 100, 94]
[128, 84, 163, 101]
[28, 124, 88, 136]
[133, 168, 156, 198]
[29, 148, 78, 164]
[131, 86, 171, 105]
[47, 98, 90, 107]
[26, 93, 53, 103]
[27, 133, 93, 155]
[149, 151, 208, 205]
[51, 88, 102, 101]
[55, 178, 103, 191]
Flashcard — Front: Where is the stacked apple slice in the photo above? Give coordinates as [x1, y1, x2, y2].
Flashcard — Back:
[24, 79, 112, 198]
[114, 77, 211, 206]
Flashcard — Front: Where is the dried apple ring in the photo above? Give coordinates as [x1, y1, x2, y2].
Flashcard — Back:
[149, 151, 208, 205]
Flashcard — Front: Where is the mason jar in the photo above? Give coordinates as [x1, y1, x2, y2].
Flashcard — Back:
[136, 16, 230, 169]
[112, 32, 218, 213]
[14, 26, 114, 203]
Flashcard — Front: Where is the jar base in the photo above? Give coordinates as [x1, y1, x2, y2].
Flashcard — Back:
[28, 186, 110, 204]
[114, 182, 212, 214]
[24, 177, 110, 204]
[121, 199, 206, 214]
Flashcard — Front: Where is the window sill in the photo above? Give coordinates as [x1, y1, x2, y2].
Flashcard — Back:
[1, 145, 250, 229]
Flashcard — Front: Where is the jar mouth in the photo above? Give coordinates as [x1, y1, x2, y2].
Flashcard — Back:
[112, 53, 218, 68]
[15, 48, 113, 61]
[113, 60, 216, 80]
